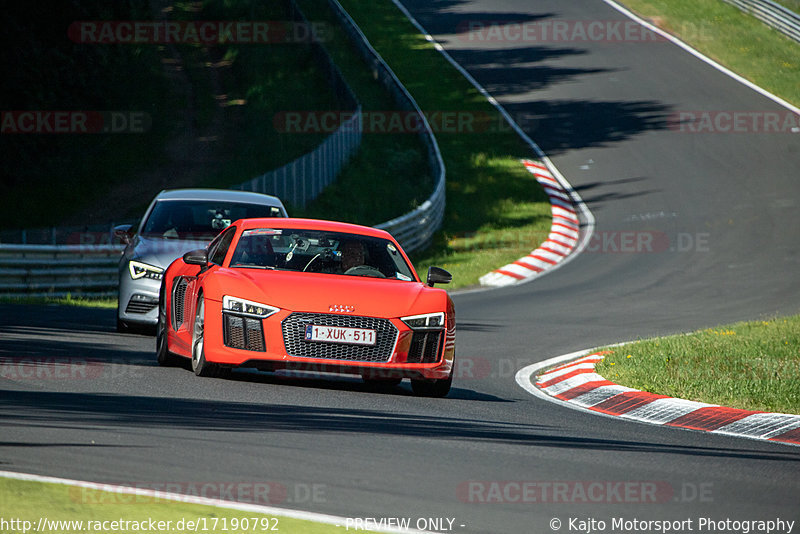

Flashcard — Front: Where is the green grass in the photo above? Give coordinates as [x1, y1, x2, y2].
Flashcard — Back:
[0, 477, 369, 534]
[772, 0, 800, 13]
[0, 295, 117, 308]
[596, 315, 800, 414]
[297, 0, 553, 289]
[619, 0, 800, 106]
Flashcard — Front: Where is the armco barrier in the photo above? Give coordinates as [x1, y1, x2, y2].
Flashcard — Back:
[722, 0, 800, 42]
[325, 0, 446, 254]
[0, 244, 122, 298]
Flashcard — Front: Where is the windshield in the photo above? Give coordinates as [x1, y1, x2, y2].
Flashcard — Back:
[141, 200, 282, 240]
[229, 228, 416, 281]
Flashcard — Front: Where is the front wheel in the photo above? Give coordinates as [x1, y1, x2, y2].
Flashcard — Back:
[191, 296, 221, 377]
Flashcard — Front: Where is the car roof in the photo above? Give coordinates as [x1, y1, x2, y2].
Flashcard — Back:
[237, 218, 395, 240]
[154, 188, 285, 207]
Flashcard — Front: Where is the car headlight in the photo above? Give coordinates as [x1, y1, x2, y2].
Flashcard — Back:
[222, 296, 279, 318]
[401, 312, 445, 330]
[129, 260, 164, 280]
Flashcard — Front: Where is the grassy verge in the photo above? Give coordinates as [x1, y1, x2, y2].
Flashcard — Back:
[619, 0, 799, 106]
[297, 0, 552, 289]
[773, 0, 800, 12]
[1, 477, 367, 534]
[596, 315, 800, 414]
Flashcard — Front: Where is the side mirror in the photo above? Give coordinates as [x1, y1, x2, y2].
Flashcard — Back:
[426, 266, 452, 287]
[183, 249, 208, 267]
[113, 224, 134, 244]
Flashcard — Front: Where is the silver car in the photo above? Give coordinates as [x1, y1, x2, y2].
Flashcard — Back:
[115, 189, 287, 332]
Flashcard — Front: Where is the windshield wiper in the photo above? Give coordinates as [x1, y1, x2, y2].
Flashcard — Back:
[231, 264, 276, 270]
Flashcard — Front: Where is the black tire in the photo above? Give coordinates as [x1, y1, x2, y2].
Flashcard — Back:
[410, 360, 454, 398]
[156, 282, 178, 366]
[191, 295, 220, 377]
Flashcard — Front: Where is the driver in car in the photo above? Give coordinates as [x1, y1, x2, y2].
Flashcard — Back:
[340, 240, 366, 274]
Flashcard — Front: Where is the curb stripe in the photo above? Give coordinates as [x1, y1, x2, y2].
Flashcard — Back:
[665, 407, 761, 431]
[494, 269, 525, 280]
[518, 351, 800, 447]
[714, 413, 800, 439]
[591, 391, 670, 415]
[770, 427, 800, 445]
[479, 159, 581, 287]
[537, 367, 596, 389]
[555, 380, 616, 400]
[570, 385, 639, 407]
[623, 397, 717, 424]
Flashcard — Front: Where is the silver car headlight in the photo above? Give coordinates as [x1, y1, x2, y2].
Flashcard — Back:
[401, 312, 445, 330]
[129, 260, 164, 280]
[222, 296, 279, 318]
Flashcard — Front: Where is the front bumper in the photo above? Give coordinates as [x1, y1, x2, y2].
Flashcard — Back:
[199, 298, 454, 380]
[118, 275, 161, 326]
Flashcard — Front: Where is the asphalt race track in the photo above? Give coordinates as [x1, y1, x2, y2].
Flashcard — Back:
[2, 1, 799, 533]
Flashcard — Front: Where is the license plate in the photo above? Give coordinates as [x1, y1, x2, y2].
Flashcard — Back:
[304, 324, 376, 346]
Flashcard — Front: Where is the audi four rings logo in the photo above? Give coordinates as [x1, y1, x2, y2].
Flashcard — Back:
[329, 304, 355, 313]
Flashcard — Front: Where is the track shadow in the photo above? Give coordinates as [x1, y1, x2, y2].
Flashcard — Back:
[2, 388, 799, 462]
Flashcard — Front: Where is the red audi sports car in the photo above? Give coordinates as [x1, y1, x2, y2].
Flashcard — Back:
[157, 218, 456, 396]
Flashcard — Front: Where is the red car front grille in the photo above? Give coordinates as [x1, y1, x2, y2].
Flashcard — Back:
[223, 314, 266, 352]
[407, 331, 443, 363]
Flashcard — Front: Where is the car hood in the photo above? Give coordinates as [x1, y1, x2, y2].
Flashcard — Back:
[132, 235, 211, 270]
[211, 268, 444, 318]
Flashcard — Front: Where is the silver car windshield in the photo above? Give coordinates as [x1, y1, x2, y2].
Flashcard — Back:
[230, 229, 416, 281]
[142, 200, 281, 240]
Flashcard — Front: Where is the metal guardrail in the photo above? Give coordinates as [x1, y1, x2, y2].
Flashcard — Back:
[232, 0, 363, 209]
[722, 0, 800, 42]
[0, 244, 122, 298]
[325, 0, 446, 254]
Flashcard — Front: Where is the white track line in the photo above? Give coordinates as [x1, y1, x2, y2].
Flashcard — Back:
[0, 470, 432, 534]
[601, 0, 800, 114]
